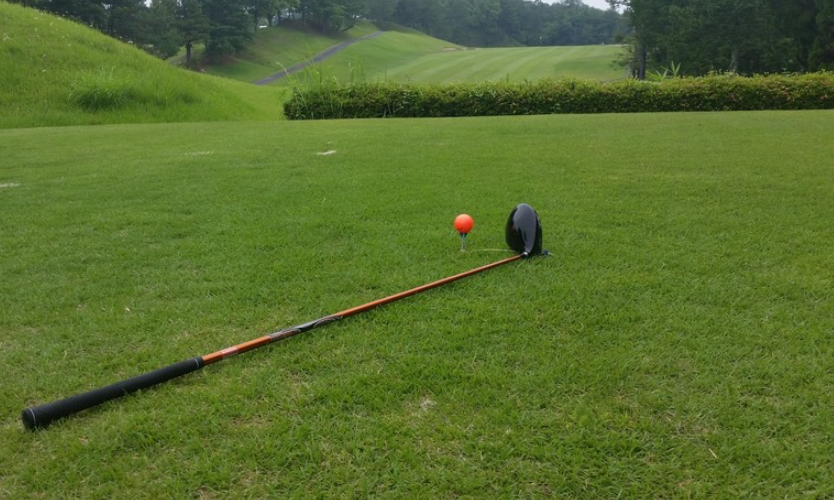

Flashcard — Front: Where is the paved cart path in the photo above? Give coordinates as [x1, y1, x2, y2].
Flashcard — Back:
[253, 31, 385, 85]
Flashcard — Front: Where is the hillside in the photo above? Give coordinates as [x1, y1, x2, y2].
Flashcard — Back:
[195, 23, 622, 86]
[271, 28, 464, 86]
[0, 2, 624, 129]
[194, 21, 385, 82]
[315, 41, 625, 84]
[0, 2, 283, 129]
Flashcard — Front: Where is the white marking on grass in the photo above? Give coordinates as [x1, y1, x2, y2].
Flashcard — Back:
[419, 396, 436, 413]
[407, 396, 438, 419]
[316, 150, 337, 156]
[0, 183, 21, 189]
[184, 151, 213, 156]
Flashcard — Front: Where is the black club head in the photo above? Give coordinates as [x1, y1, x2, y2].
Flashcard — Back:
[505, 203, 543, 257]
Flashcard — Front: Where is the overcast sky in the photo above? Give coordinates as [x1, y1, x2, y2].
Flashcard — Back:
[583, 0, 612, 10]
[545, 0, 614, 11]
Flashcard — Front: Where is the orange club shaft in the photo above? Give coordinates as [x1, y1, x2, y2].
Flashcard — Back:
[200, 254, 522, 365]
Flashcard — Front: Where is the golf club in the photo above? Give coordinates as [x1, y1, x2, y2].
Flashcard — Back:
[22, 203, 543, 430]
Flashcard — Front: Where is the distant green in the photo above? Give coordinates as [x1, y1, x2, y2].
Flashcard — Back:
[342, 42, 624, 83]
[2, 110, 833, 498]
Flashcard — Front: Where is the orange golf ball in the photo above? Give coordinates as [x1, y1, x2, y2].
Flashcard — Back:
[454, 214, 474, 234]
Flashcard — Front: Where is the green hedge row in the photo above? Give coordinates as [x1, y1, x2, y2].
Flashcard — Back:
[283, 73, 834, 119]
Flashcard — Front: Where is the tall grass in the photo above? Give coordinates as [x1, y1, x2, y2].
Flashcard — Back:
[68, 67, 201, 110]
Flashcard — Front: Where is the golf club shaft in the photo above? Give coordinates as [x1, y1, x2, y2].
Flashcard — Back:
[22, 254, 522, 430]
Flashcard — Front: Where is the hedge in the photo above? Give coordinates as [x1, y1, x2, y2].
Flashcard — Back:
[283, 73, 834, 120]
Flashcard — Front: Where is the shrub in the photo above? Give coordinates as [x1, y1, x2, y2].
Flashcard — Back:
[283, 73, 834, 120]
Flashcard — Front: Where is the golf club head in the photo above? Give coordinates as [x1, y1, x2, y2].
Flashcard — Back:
[505, 203, 543, 257]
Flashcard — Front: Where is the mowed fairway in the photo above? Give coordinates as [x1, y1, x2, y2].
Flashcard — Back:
[382, 45, 625, 83]
[277, 31, 624, 84]
[1, 111, 833, 497]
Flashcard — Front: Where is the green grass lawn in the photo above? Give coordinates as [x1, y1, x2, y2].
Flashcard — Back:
[277, 32, 623, 86]
[348, 43, 625, 83]
[278, 28, 460, 86]
[2, 111, 833, 497]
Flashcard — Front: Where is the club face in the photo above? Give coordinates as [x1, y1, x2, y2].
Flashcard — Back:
[505, 203, 543, 256]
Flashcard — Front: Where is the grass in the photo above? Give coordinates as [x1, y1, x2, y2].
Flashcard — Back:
[278, 28, 461, 86]
[0, 1, 623, 129]
[190, 23, 622, 86]
[316, 42, 626, 84]
[2, 110, 833, 497]
[196, 21, 382, 82]
[0, 2, 285, 128]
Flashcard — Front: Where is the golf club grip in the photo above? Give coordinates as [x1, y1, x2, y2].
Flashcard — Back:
[21, 357, 204, 430]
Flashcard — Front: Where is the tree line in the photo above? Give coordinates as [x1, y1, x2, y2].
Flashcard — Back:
[12, 0, 269, 62]
[614, 0, 834, 76]
[381, 0, 625, 48]
[10, 0, 624, 63]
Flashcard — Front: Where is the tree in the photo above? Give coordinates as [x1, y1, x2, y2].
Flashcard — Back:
[497, 0, 525, 42]
[364, 0, 397, 24]
[655, 0, 784, 74]
[251, 0, 283, 28]
[201, 0, 252, 60]
[43, 0, 107, 29]
[298, 0, 363, 33]
[392, 0, 621, 47]
[769, 0, 817, 70]
[611, 0, 824, 77]
[141, 0, 181, 58]
[393, 0, 448, 38]
[609, 0, 668, 77]
[8, 0, 48, 9]
[102, 0, 147, 42]
[809, 0, 834, 69]
[176, 0, 210, 65]
[467, 0, 503, 46]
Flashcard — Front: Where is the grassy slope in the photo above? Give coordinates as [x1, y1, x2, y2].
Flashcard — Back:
[281, 28, 460, 86]
[322, 43, 626, 84]
[0, 2, 284, 128]
[199, 21, 382, 82]
[196, 22, 621, 86]
[2, 111, 833, 498]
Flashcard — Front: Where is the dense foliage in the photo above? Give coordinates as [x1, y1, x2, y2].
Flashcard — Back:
[9, 0, 291, 59]
[615, 0, 834, 76]
[284, 73, 834, 118]
[387, 0, 624, 47]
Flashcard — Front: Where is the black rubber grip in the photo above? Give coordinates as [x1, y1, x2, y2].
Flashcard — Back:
[22, 357, 204, 430]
